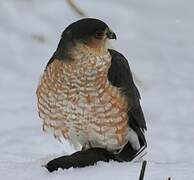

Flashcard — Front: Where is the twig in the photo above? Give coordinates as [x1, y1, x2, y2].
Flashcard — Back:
[65, 0, 86, 17]
[139, 161, 147, 180]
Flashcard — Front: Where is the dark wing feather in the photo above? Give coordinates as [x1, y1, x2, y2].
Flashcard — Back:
[46, 53, 55, 68]
[108, 49, 147, 147]
[46, 37, 70, 68]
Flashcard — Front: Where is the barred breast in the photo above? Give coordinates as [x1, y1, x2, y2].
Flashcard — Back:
[36, 48, 129, 151]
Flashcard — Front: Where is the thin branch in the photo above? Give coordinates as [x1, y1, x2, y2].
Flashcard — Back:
[65, 0, 86, 17]
[139, 161, 147, 180]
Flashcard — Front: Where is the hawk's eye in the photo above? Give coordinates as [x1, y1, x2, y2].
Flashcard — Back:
[95, 30, 104, 39]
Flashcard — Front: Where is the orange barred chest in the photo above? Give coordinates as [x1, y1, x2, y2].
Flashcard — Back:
[36, 53, 129, 151]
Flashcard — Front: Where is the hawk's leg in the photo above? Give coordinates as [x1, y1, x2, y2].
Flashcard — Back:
[81, 142, 92, 151]
[114, 142, 147, 162]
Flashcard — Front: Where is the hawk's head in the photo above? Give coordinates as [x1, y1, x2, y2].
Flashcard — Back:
[55, 18, 116, 58]
[63, 18, 116, 41]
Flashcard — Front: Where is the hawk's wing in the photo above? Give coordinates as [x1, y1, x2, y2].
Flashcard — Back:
[108, 49, 147, 148]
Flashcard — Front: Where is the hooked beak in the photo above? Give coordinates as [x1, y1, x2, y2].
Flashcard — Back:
[106, 29, 117, 40]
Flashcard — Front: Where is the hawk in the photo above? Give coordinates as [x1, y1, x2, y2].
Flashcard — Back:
[36, 18, 147, 171]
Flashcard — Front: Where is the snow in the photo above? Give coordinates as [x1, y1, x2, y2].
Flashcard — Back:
[0, 0, 194, 179]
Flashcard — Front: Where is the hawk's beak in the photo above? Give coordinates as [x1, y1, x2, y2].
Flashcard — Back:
[106, 29, 117, 40]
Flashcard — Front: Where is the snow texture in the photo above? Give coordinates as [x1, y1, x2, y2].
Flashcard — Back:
[0, 0, 194, 179]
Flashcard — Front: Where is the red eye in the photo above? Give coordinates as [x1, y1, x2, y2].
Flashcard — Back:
[95, 30, 104, 39]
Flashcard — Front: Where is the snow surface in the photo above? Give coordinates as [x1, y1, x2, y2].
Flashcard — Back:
[0, 0, 194, 179]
